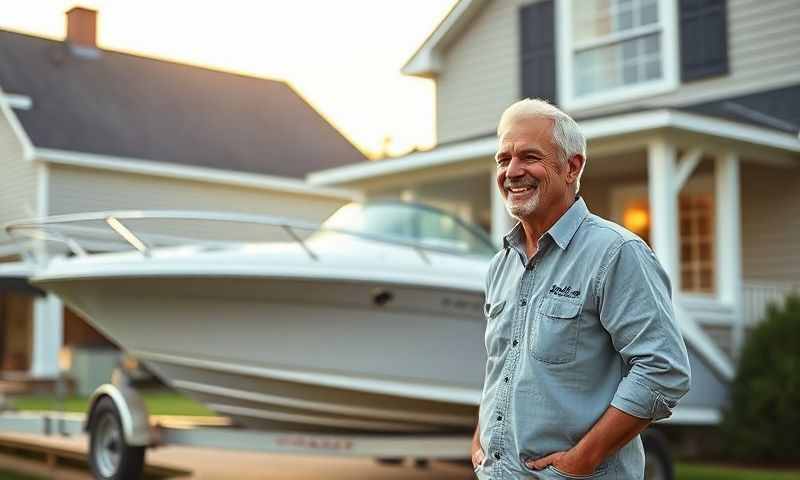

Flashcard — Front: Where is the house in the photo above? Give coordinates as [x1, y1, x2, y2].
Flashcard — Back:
[309, 0, 800, 426]
[0, 7, 365, 385]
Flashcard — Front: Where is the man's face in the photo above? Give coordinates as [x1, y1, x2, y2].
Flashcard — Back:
[495, 116, 569, 220]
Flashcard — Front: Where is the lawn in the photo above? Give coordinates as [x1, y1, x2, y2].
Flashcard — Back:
[676, 463, 800, 480]
[9, 389, 216, 416]
[0, 470, 44, 480]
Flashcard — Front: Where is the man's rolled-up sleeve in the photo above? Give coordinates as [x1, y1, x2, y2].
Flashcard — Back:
[597, 240, 691, 421]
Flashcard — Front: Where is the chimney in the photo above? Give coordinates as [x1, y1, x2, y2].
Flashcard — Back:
[65, 7, 97, 48]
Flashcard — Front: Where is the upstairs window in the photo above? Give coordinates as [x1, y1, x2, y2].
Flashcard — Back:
[557, 0, 679, 110]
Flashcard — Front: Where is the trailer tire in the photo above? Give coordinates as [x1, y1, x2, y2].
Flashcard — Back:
[642, 429, 673, 480]
[89, 396, 146, 480]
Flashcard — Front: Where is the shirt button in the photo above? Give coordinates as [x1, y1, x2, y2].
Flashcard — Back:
[496, 415, 503, 421]
[504, 376, 509, 383]
[494, 452, 501, 460]
[520, 298, 527, 306]
[512, 339, 518, 347]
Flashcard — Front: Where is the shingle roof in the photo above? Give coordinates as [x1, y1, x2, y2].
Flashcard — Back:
[0, 29, 367, 178]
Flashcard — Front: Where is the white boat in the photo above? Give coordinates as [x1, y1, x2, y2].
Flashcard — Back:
[7, 202, 495, 434]
[5, 202, 729, 436]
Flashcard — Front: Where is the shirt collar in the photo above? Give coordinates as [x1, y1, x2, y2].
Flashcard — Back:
[502, 196, 589, 251]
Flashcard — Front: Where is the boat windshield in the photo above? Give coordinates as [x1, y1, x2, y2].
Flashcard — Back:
[318, 202, 496, 257]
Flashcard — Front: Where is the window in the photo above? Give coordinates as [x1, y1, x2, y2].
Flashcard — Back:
[557, 0, 679, 110]
[679, 194, 714, 293]
[619, 192, 714, 294]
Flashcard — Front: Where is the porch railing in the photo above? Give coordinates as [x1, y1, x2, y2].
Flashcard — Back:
[742, 281, 799, 327]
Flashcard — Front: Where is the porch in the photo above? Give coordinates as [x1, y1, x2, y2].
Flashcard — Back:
[309, 109, 800, 363]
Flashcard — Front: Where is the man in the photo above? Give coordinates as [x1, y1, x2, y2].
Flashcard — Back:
[471, 99, 691, 479]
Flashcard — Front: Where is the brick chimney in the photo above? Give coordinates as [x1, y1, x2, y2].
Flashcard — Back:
[65, 7, 97, 48]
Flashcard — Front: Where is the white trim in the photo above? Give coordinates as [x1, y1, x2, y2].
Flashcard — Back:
[309, 109, 800, 186]
[401, 0, 487, 77]
[30, 293, 63, 379]
[2, 94, 33, 110]
[557, 0, 680, 111]
[673, 148, 703, 193]
[36, 162, 48, 218]
[308, 136, 498, 186]
[715, 152, 743, 356]
[35, 148, 359, 202]
[0, 87, 35, 161]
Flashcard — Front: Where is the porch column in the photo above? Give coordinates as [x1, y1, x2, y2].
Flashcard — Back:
[647, 139, 681, 291]
[490, 173, 515, 247]
[30, 293, 63, 378]
[715, 151, 744, 357]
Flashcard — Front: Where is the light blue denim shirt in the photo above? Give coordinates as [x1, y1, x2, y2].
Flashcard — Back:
[476, 197, 691, 480]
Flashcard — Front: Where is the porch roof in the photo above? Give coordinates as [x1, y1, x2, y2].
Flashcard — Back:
[307, 108, 800, 187]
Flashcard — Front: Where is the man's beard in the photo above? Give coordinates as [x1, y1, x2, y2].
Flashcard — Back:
[503, 178, 540, 219]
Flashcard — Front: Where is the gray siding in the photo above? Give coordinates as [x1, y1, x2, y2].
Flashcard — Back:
[437, 0, 533, 143]
[47, 165, 349, 243]
[740, 163, 800, 283]
[435, 0, 800, 143]
[0, 105, 38, 244]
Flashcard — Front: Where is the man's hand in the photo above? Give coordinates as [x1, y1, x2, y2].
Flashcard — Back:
[525, 448, 596, 476]
[471, 445, 486, 469]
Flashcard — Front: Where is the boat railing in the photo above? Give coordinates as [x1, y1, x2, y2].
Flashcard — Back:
[4, 209, 483, 263]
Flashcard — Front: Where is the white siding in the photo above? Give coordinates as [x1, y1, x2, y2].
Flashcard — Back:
[47, 165, 349, 244]
[0, 106, 37, 244]
[435, 0, 800, 142]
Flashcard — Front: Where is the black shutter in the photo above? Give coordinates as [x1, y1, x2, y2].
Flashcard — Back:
[519, 0, 557, 103]
[680, 0, 729, 82]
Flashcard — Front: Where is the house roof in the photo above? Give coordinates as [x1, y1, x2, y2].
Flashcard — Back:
[0, 29, 367, 178]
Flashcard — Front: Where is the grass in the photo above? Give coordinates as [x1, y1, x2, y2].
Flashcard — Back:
[10, 389, 216, 416]
[0, 470, 44, 480]
[676, 463, 800, 480]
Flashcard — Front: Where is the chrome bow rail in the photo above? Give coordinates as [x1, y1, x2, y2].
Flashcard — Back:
[2, 210, 475, 263]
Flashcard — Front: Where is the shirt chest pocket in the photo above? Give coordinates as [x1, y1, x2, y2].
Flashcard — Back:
[531, 298, 582, 364]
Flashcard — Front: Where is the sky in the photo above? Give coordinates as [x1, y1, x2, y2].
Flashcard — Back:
[1, 0, 458, 159]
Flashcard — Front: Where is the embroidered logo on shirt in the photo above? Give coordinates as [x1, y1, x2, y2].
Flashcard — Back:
[549, 284, 580, 298]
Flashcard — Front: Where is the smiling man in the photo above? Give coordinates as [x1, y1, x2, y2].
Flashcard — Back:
[471, 99, 691, 479]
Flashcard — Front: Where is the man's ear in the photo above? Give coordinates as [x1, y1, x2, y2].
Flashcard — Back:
[566, 154, 585, 185]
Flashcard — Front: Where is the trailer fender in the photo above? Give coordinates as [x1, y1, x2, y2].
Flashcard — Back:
[86, 383, 151, 446]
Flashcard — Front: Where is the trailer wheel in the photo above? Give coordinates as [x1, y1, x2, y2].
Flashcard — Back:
[89, 396, 146, 480]
[642, 429, 674, 480]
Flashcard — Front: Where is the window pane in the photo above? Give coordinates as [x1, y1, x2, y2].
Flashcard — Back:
[573, 34, 662, 96]
[641, 0, 659, 25]
[573, 0, 660, 43]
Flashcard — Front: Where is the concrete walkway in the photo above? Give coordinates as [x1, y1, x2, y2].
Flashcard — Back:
[1, 432, 475, 479]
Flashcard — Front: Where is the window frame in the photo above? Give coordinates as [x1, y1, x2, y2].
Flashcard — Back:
[609, 175, 715, 297]
[556, 0, 681, 111]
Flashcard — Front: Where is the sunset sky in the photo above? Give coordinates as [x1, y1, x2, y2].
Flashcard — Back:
[1, 0, 457, 158]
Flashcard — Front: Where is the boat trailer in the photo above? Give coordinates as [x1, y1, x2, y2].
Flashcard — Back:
[0, 380, 473, 479]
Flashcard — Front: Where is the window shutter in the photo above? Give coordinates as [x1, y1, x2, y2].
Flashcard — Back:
[519, 0, 557, 103]
[680, 0, 729, 82]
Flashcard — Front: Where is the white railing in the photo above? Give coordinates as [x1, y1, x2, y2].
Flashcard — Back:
[742, 281, 800, 327]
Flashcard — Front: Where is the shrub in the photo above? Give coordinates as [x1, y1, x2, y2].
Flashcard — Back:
[721, 294, 800, 462]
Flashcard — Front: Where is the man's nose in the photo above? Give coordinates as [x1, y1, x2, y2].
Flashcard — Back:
[506, 156, 526, 178]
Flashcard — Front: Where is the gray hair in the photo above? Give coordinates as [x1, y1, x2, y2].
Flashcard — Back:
[497, 98, 587, 192]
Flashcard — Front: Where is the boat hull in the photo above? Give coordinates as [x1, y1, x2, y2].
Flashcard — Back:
[40, 275, 486, 433]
